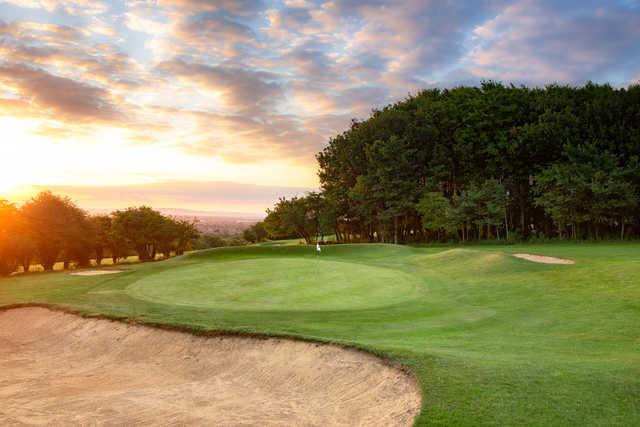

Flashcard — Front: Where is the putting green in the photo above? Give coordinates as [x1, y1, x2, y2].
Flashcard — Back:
[126, 258, 424, 311]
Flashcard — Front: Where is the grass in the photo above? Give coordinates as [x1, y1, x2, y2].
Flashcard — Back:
[1, 242, 639, 425]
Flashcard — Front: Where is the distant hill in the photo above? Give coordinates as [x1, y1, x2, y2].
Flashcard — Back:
[86, 207, 262, 235]
[155, 208, 263, 221]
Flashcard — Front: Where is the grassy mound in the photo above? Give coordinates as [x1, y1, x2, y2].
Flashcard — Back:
[0, 242, 639, 425]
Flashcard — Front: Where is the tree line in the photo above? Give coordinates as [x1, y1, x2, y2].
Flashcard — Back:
[255, 82, 640, 244]
[0, 191, 199, 276]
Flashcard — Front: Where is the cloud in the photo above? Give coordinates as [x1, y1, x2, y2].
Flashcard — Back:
[157, 59, 284, 114]
[0, 19, 149, 96]
[286, 45, 339, 82]
[2, 0, 109, 15]
[88, 17, 120, 37]
[174, 13, 257, 43]
[0, 64, 123, 122]
[0, 96, 40, 118]
[158, 0, 265, 16]
[267, 4, 313, 30]
[124, 11, 167, 36]
[149, 106, 322, 163]
[258, 1, 503, 116]
[466, 0, 640, 84]
[0, 19, 83, 45]
[0, 20, 82, 40]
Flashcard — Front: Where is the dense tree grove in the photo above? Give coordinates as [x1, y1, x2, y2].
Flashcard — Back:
[260, 193, 334, 244]
[259, 82, 640, 244]
[0, 192, 199, 276]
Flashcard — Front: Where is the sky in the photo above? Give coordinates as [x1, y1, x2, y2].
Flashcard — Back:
[1, 0, 639, 214]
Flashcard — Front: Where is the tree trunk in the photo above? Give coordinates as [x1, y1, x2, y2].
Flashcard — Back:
[95, 247, 103, 266]
[77, 255, 90, 268]
[519, 182, 527, 237]
[394, 216, 398, 245]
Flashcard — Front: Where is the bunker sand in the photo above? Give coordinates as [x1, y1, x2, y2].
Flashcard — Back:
[512, 253, 576, 264]
[69, 269, 124, 276]
[0, 307, 420, 426]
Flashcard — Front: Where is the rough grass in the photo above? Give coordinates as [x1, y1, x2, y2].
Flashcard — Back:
[1, 242, 639, 426]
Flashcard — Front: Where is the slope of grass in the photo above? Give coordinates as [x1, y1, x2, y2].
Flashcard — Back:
[1, 242, 639, 425]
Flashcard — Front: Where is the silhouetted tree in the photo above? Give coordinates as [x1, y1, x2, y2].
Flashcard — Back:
[21, 192, 89, 271]
[0, 200, 19, 276]
[90, 215, 112, 265]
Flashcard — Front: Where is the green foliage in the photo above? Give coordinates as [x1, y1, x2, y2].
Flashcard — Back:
[417, 192, 454, 237]
[112, 207, 166, 261]
[173, 218, 200, 255]
[534, 150, 638, 239]
[263, 194, 330, 244]
[475, 179, 507, 237]
[243, 221, 267, 243]
[316, 83, 640, 241]
[194, 233, 245, 249]
[111, 207, 199, 261]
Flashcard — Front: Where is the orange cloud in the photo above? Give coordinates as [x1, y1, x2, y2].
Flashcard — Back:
[0, 64, 123, 123]
[2, 0, 108, 15]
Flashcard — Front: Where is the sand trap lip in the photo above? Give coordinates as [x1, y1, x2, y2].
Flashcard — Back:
[69, 269, 124, 276]
[512, 253, 576, 264]
[0, 307, 421, 426]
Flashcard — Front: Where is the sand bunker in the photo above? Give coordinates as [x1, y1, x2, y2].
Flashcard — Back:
[70, 269, 124, 276]
[512, 253, 576, 265]
[0, 307, 420, 426]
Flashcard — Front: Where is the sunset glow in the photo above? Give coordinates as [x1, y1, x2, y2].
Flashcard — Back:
[1, 0, 639, 212]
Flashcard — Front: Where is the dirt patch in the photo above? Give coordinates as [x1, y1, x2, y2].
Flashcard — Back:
[69, 269, 124, 276]
[512, 253, 576, 265]
[0, 307, 421, 426]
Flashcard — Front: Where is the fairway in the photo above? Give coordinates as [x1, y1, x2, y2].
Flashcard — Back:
[126, 258, 423, 311]
[1, 242, 639, 425]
